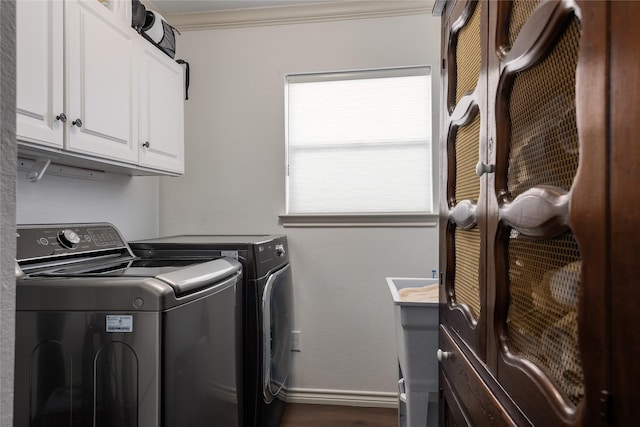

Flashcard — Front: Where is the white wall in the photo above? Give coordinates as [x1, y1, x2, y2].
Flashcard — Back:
[16, 173, 160, 241]
[159, 12, 442, 402]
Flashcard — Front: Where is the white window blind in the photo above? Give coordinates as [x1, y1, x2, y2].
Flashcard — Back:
[285, 67, 433, 215]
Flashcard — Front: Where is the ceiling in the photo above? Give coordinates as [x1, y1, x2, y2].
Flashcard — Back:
[147, 0, 330, 15]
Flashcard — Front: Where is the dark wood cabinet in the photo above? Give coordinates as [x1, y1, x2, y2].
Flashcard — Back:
[437, 1, 640, 425]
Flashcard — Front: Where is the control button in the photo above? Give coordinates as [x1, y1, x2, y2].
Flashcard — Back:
[57, 229, 80, 249]
[275, 244, 285, 257]
[38, 237, 49, 246]
[133, 297, 144, 309]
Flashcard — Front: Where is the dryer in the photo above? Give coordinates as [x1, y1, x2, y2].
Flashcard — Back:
[130, 235, 293, 427]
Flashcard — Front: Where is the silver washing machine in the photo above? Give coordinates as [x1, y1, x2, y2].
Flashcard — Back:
[14, 223, 242, 427]
[130, 235, 293, 427]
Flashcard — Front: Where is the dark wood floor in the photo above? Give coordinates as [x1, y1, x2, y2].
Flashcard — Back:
[280, 404, 397, 427]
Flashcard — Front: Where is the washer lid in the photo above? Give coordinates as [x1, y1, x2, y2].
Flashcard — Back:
[155, 258, 241, 295]
[28, 257, 241, 296]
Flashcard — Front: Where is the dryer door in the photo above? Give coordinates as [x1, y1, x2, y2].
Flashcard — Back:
[262, 264, 293, 403]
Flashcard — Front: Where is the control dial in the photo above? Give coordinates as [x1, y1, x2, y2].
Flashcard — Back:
[57, 229, 80, 249]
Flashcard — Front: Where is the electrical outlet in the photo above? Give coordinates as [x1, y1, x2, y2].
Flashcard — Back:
[291, 330, 301, 352]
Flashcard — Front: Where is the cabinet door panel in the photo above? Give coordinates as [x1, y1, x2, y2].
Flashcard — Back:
[452, 114, 482, 319]
[66, 0, 138, 163]
[448, 1, 482, 110]
[16, 0, 63, 148]
[138, 45, 184, 174]
[441, 0, 487, 359]
[491, 1, 584, 424]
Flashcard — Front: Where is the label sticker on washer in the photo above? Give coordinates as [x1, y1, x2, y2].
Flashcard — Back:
[221, 250, 238, 260]
[106, 315, 133, 333]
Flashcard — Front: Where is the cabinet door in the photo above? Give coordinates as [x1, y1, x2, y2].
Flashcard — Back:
[65, 0, 138, 164]
[138, 44, 184, 174]
[440, 0, 486, 362]
[16, 0, 64, 148]
[490, 1, 593, 424]
[439, 2, 529, 424]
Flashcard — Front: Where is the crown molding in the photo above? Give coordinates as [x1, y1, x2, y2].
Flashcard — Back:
[164, 1, 434, 31]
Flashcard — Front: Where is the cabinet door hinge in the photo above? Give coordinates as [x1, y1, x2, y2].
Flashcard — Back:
[600, 390, 612, 423]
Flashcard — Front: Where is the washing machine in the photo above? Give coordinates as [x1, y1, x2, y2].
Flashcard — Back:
[130, 234, 293, 427]
[14, 223, 243, 427]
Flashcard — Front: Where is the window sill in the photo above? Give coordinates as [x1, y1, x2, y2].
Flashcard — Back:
[279, 213, 439, 228]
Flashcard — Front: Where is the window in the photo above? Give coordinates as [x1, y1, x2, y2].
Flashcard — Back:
[285, 66, 433, 221]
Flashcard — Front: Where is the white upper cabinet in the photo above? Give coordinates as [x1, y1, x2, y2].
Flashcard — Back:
[138, 44, 185, 174]
[16, 0, 64, 148]
[15, 0, 184, 176]
[65, 0, 139, 164]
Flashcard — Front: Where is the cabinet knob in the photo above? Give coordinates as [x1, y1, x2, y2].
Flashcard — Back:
[437, 349, 452, 361]
[55, 113, 67, 122]
[475, 161, 494, 177]
[142, 141, 150, 149]
[72, 119, 83, 128]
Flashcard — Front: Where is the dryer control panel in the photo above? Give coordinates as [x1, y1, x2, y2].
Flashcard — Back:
[254, 236, 289, 278]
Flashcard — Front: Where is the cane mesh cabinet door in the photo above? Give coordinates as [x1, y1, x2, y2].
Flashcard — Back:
[440, 0, 485, 361]
[439, 1, 513, 424]
[438, 1, 612, 425]
[492, 1, 586, 424]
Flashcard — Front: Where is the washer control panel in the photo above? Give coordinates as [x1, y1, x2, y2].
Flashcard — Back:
[16, 223, 127, 262]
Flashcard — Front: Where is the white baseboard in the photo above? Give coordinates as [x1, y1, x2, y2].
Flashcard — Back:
[284, 387, 398, 408]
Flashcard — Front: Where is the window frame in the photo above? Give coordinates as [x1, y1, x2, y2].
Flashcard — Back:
[281, 66, 438, 228]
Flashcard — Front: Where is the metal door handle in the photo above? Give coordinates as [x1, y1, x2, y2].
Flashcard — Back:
[72, 119, 82, 128]
[55, 113, 67, 122]
[142, 141, 150, 148]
